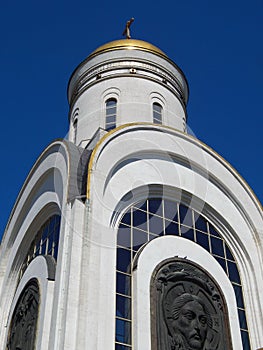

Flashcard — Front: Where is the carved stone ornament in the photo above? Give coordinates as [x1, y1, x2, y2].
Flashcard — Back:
[151, 258, 233, 350]
[7, 279, 39, 350]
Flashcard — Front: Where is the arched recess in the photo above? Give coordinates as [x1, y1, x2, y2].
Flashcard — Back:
[132, 236, 242, 349]
[84, 124, 262, 349]
[102, 87, 120, 131]
[114, 196, 250, 349]
[151, 257, 233, 349]
[0, 204, 61, 350]
[5, 255, 56, 350]
[0, 139, 90, 349]
[7, 279, 40, 350]
[1, 138, 89, 249]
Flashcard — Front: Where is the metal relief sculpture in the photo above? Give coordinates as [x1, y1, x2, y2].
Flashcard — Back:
[151, 259, 232, 349]
[7, 279, 39, 350]
[122, 18, 135, 39]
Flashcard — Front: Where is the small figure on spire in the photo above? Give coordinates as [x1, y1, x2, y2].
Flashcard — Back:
[122, 18, 135, 39]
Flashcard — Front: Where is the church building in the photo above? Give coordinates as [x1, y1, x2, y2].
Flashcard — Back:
[0, 33, 262, 350]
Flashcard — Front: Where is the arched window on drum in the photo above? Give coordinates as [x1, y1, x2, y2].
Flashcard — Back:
[153, 102, 162, 124]
[105, 98, 117, 131]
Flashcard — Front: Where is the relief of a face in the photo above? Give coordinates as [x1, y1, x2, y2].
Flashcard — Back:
[173, 300, 208, 349]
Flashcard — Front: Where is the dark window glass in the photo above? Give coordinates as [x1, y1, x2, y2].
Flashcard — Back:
[225, 246, 235, 261]
[241, 330, 250, 350]
[35, 241, 40, 256]
[73, 118, 78, 143]
[41, 240, 47, 255]
[209, 223, 221, 237]
[106, 98, 117, 131]
[116, 294, 131, 319]
[194, 212, 208, 232]
[107, 99, 116, 107]
[148, 199, 163, 216]
[54, 222, 60, 243]
[48, 236, 53, 254]
[132, 229, 148, 251]
[107, 106, 116, 115]
[42, 226, 49, 241]
[210, 236, 224, 257]
[115, 318, 131, 344]
[149, 214, 163, 236]
[238, 309, 248, 329]
[179, 205, 193, 227]
[106, 124, 115, 131]
[116, 272, 131, 296]
[54, 244, 59, 260]
[134, 200, 147, 211]
[117, 248, 131, 273]
[196, 231, 210, 251]
[153, 102, 162, 124]
[215, 256, 227, 273]
[181, 227, 194, 240]
[116, 199, 250, 348]
[228, 261, 241, 284]
[121, 211, 131, 226]
[132, 209, 147, 231]
[118, 225, 131, 249]
[233, 284, 245, 308]
[165, 220, 179, 235]
[49, 217, 55, 231]
[164, 200, 178, 222]
[21, 215, 61, 275]
[106, 115, 116, 124]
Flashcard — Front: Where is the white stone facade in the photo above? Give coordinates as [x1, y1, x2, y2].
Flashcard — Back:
[67, 41, 188, 147]
[0, 39, 262, 350]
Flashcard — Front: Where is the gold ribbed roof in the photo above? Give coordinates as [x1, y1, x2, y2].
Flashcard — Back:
[89, 39, 167, 58]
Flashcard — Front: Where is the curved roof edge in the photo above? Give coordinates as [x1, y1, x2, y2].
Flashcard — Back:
[88, 39, 167, 59]
[87, 123, 263, 216]
[1, 139, 91, 246]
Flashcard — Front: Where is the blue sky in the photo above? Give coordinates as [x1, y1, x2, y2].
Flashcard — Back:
[0, 0, 262, 238]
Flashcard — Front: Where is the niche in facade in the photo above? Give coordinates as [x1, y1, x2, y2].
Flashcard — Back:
[151, 258, 233, 350]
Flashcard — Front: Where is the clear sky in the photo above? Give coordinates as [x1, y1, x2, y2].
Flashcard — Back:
[0, 0, 262, 239]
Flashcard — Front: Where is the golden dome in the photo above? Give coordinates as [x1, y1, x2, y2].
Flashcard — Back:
[89, 39, 167, 58]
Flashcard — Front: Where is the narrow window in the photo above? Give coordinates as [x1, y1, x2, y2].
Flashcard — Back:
[153, 102, 162, 124]
[73, 118, 78, 144]
[105, 98, 117, 131]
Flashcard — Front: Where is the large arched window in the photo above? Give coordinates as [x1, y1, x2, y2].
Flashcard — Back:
[153, 102, 162, 124]
[115, 199, 251, 349]
[105, 98, 117, 131]
[19, 214, 61, 281]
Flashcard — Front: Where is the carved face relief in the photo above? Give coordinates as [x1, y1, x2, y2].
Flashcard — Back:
[172, 298, 208, 349]
[7, 280, 39, 350]
[151, 259, 233, 350]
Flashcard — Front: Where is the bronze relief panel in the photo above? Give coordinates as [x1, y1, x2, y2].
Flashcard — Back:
[151, 258, 232, 350]
[7, 279, 39, 350]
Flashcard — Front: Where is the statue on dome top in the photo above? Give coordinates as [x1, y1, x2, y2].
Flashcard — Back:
[122, 17, 135, 39]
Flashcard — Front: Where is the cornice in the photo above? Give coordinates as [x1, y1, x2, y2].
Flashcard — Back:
[86, 123, 263, 218]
